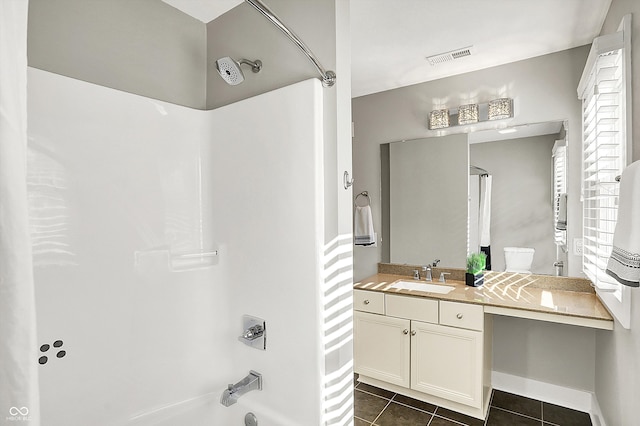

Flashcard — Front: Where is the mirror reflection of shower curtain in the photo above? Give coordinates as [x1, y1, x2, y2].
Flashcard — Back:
[468, 175, 480, 255]
[479, 175, 492, 269]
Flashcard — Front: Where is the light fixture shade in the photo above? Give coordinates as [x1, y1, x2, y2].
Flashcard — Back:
[429, 109, 450, 129]
[488, 98, 513, 120]
[458, 104, 479, 125]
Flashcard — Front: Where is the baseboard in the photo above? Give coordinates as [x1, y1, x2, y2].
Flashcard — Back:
[491, 371, 594, 414]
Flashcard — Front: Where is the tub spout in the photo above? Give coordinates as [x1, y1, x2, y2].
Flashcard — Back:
[220, 370, 262, 407]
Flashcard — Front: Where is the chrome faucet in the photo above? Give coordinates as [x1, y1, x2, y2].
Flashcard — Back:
[220, 370, 263, 407]
[422, 265, 432, 282]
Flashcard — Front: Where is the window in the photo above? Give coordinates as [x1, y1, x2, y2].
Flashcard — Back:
[577, 15, 632, 329]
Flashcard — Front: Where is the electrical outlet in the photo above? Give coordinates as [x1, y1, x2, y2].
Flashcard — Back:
[573, 238, 584, 256]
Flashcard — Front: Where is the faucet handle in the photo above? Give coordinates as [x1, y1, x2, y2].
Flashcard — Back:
[432, 259, 441, 267]
[439, 272, 451, 283]
[413, 269, 420, 280]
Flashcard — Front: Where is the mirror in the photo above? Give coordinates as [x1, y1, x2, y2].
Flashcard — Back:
[381, 121, 568, 276]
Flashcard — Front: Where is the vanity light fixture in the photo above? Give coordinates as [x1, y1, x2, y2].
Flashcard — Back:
[428, 109, 450, 129]
[488, 98, 514, 120]
[427, 97, 514, 130]
[457, 104, 479, 125]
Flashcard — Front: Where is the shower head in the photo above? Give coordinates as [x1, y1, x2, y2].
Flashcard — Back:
[215, 57, 262, 86]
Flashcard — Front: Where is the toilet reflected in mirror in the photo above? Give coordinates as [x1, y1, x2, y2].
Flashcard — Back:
[504, 247, 535, 274]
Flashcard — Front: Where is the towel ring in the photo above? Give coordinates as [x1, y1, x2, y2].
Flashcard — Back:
[355, 191, 370, 207]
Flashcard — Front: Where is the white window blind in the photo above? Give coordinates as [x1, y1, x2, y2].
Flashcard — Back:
[577, 14, 632, 331]
[580, 43, 625, 292]
[552, 142, 567, 247]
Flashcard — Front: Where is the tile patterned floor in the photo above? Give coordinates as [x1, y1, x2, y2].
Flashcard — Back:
[354, 380, 592, 426]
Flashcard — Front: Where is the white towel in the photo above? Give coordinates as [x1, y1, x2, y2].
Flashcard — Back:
[606, 160, 640, 287]
[354, 205, 375, 246]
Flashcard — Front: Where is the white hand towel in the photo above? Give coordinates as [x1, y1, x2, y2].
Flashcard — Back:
[606, 160, 640, 287]
[354, 205, 375, 246]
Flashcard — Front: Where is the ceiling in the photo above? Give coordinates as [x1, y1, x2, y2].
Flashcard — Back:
[350, 0, 612, 97]
[161, 0, 242, 23]
[161, 0, 612, 98]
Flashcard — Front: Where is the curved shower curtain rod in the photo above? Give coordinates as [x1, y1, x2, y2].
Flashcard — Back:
[245, 0, 337, 87]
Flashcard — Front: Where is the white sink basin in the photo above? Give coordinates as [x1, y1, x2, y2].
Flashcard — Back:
[390, 280, 456, 294]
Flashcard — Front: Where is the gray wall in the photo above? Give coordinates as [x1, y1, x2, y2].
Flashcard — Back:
[388, 135, 468, 267]
[206, 0, 337, 109]
[28, 0, 207, 109]
[27, 0, 343, 113]
[594, 1, 640, 425]
[493, 317, 596, 391]
[352, 46, 593, 395]
[470, 135, 557, 275]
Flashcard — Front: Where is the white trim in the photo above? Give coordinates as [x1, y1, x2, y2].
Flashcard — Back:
[596, 14, 633, 330]
[579, 14, 633, 330]
[590, 392, 608, 426]
[596, 286, 630, 329]
[483, 305, 613, 330]
[621, 14, 633, 165]
[491, 371, 593, 413]
[577, 30, 623, 97]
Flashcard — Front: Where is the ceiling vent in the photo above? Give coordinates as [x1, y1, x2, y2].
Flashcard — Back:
[426, 46, 474, 66]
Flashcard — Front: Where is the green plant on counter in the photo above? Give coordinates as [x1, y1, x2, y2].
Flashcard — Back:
[466, 252, 487, 276]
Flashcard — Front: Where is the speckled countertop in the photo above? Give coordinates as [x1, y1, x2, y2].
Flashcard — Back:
[354, 272, 613, 324]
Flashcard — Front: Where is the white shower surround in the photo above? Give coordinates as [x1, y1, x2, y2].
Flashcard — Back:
[27, 68, 351, 425]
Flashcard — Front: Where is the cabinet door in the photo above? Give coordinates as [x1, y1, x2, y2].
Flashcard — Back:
[411, 320, 482, 408]
[354, 311, 410, 388]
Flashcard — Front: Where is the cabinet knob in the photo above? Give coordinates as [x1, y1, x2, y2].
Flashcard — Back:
[456, 313, 464, 319]
[363, 300, 370, 305]
[403, 329, 409, 335]
[411, 330, 417, 336]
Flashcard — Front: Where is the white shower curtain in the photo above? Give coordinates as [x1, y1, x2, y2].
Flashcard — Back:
[0, 1, 40, 424]
[478, 175, 492, 269]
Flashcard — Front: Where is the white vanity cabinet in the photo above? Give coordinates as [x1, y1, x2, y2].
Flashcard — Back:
[354, 289, 492, 419]
[411, 319, 483, 408]
[354, 311, 410, 387]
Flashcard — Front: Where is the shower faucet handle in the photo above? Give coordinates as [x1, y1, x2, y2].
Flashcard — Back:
[238, 315, 266, 350]
[242, 324, 264, 341]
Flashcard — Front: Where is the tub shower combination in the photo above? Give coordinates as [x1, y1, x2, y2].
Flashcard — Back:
[22, 0, 353, 425]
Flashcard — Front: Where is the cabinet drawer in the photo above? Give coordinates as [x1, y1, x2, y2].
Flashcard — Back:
[354, 290, 385, 314]
[439, 301, 483, 331]
[386, 294, 438, 324]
